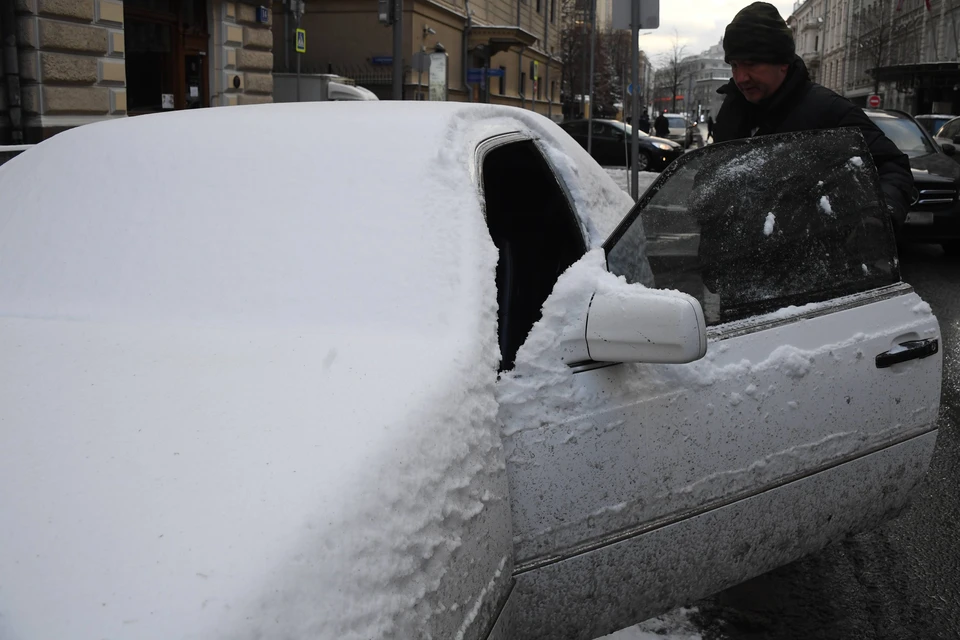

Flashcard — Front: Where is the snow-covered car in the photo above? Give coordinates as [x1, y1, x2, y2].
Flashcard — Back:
[0, 104, 942, 640]
[0, 144, 32, 167]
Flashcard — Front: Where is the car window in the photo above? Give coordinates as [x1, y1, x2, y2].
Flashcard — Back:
[668, 117, 686, 129]
[562, 122, 587, 136]
[603, 129, 899, 325]
[940, 120, 960, 140]
[869, 115, 937, 157]
[0, 148, 27, 168]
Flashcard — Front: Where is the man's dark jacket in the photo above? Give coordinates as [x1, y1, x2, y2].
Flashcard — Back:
[654, 114, 670, 138]
[714, 57, 913, 224]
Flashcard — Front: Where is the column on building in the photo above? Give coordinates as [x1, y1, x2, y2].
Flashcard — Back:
[14, 0, 127, 142]
[215, 1, 273, 106]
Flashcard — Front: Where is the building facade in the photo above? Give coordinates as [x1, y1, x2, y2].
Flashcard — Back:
[789, 0, 960, 114]
[286, 0, 562, 117]
[0, 0, 275, 144]
[653, 41, 730, 118]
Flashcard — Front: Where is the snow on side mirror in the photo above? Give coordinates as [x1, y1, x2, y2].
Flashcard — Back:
[585, 288, 707, 364]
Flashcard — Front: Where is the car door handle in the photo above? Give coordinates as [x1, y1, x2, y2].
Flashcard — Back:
[875, 338, 939, 368]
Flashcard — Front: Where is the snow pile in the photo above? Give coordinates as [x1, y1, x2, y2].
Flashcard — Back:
[498, 249, 693, 436]
[439, 106, 638, 247]
[819, 195, 834, 215]
[604, 168, 663, 202]
[0, 102, 512, 639]
[597, 607, 704, 639]
[763, 212, 776, 236]
[848, 155, 864, 167]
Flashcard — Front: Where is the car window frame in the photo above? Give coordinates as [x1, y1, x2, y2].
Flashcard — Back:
[602, 128, 904, 331]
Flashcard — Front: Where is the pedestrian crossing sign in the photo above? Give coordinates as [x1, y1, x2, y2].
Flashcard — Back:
[295, 28, 306, 53]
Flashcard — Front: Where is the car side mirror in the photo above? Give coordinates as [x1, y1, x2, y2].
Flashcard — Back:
[585, 288, 707, 364]
[944, 143, 957, 156]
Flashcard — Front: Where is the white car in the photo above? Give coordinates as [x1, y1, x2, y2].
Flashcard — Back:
[658, 112, 695, 148]
[0, 104, 942, 640]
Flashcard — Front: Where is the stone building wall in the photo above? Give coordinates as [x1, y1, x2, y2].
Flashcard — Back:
[15, 0, 127, 142]
[217, 1, 274, 106]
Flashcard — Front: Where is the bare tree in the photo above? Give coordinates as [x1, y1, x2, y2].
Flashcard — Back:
[601, 28, 633, 117]
[657, 30, 688, 112]
[849, 0, 895, 93]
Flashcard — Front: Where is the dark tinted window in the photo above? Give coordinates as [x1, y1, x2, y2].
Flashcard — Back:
[0, 147, 28, 168]
[604, 129, 899, 325]
[561, 122, 588, 136]
[869, 115, 936, 157]
[940, 119, 960, 140]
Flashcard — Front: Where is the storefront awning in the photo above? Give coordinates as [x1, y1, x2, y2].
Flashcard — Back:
[468, 26, 538, 56]
[871, 62, 960, 86]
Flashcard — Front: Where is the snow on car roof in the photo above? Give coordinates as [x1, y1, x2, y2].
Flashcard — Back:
[0, 102, 628, 638]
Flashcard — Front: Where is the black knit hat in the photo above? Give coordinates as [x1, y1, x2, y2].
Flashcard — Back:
[723, 2, 795, 64]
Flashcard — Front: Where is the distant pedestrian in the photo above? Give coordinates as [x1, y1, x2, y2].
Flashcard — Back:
[637, 111, 651, 134]
[654, 110, 670, 138]
[706, 115, 715, 143]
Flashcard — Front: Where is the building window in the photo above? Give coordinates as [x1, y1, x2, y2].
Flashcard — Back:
[551, 79, 556, 102]
[550, 0, 556, 22]
[520, 72, 526, 97]
[536, 0, 541, 13]
[499, 66, 507, 95]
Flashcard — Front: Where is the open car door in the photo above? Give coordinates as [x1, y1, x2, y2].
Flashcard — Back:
[498, 129, 942, 639]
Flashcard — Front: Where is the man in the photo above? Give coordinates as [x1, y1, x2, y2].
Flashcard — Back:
[715, 1, 912, 225]
[637, 111, 651, 134]
[654, 110, 670, 138]
[706, 114, 715, 143]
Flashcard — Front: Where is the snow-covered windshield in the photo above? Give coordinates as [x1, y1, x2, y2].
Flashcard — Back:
[869, 114, 937, 157]
[605, 129, 899, 324]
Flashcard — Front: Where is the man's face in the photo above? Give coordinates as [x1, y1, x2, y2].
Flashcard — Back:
[730, 60, 789, 103]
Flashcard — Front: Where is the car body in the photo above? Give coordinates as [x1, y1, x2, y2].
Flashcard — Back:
[866, 108, 960, 254]
[559, 118, 682, 171]
[658, 112, 696, 148]
[0, 105, 942, 640]
[0, 144, 32, 167]
[932, 114, 960, 155]
[913, 113, 956, 137]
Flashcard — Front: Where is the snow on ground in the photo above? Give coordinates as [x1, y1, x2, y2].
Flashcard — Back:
[604, 167, 661, 200]
[595, 607, 704, 639]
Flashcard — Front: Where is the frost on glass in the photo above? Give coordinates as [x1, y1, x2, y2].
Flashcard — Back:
[605, 129, 899, 325]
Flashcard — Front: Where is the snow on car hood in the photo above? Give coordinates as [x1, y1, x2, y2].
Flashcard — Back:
[0, 102, 612, 638]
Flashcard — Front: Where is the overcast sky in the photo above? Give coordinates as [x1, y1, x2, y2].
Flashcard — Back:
[637, 0, 797, 64]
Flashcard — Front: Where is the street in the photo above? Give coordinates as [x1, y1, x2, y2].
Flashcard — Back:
[693, 243, 960, 639]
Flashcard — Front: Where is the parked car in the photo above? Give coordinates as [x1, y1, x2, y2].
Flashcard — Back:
[559, 118, 682, 171]
[660, 112, 696, 148]
[0, 105, 941, 640]
[0, 144, 32, 167]
[865, 108, 960, 255]
[913, 113, 956, 137]
[932, 114, 960, 154]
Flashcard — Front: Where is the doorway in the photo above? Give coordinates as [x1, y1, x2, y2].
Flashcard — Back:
[124, 0, 210, 114]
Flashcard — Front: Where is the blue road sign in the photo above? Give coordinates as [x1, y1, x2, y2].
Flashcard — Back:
[487, 68, 505, 78]
[372, 56, 393, 65]
[467, 68, 485, 84]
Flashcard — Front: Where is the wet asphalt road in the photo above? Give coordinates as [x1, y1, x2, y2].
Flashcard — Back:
[694, 243, 960, 639]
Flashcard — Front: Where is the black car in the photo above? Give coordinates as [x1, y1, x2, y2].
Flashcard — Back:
[866, 109, 960, 255]
[558, 119, 683, 171]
